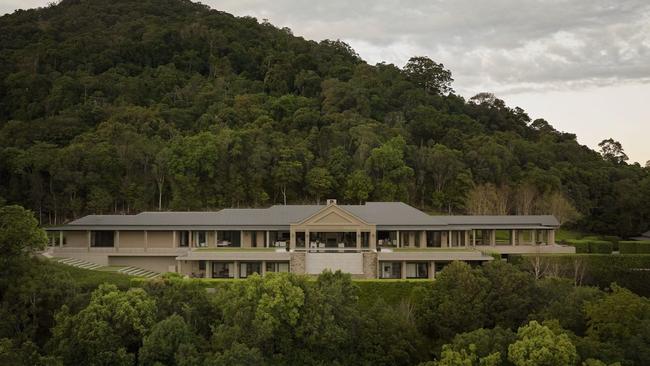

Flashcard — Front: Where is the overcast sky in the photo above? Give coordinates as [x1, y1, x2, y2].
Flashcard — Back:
[2, 0, 649, 164]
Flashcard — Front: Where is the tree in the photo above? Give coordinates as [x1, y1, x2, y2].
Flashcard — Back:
[537, 191, 580, 225]
[645, 160, 650, 168]
[584, 284, 650, 364]
[272, 149, 304, 205]
[211, 273, 305, 359]
[443, 326, 516, 365]
[425, 344, 500, 366]
[365, 136, 414, 201]
[0, 205, 48, 277]
[403, 56, 454, 95]
[598, 139, 628, 164]
[508, 320, 578, 366]
[139, 314, 202, 366]
[481, 261, 536, 328]
[343, 170, 373, 204]
[305, 167, 333, 204]
[48, 284, 156, 366]
[415, 261, 489, 340]
[204, 343, 263, 366]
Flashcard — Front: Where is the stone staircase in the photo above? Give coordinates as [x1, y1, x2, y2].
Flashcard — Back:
[57, 257, 103, 270]
[117, 266, 160, 278]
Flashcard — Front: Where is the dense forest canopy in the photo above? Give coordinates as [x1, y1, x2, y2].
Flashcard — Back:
[0, 0, 648, 236]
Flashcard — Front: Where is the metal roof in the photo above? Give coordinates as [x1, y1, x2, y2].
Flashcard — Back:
[48, 202, 560, 230]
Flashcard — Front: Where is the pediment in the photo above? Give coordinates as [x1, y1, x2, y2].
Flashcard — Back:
[313, 211, 354, 224]
[296, 204, 371, 227]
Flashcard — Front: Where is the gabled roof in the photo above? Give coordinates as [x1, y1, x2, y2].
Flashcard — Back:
[51, 202, 560, 230]
[440, 215, 560, 227]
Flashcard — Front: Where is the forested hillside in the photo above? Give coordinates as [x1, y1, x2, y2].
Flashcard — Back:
[0, 0, 648, 236]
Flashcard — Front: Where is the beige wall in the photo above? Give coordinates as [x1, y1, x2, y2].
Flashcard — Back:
[147, 231, 174, 248]
[178, 260, 201, 276]
[65, 231, 87, 247]
[242, 231, 251, 248]
[119, 231, 145, 248]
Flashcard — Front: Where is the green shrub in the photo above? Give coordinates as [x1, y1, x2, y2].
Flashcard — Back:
[619, 241, 638, 254]
[619, 241, 650, 254]
[588, 241, 613, 254]
[565, 240, 589, 253]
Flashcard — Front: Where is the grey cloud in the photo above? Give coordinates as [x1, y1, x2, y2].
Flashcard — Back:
[211, 0, 650, 95]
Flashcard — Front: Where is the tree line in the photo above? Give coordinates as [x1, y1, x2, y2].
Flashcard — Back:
[1, 204, 649, 365]
[0, 0, 648, 236]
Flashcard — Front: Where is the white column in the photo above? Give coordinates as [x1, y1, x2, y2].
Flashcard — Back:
[266, 231, 270, 248]
[396, 230, 400, 248]
[356, 229, 361, 250]
[59, 231, 64, 248]
[472, 230, 476, 246]
[261, 260, 266, 276]
[429, 261, 435, 280]
[532, 230, 537, 244]
[401, 261, 407, 279]
[173, 230, 177, 248]
[233, 261, 240, 279]
[115, 231, 120, 251]
[305, 230, 310, 249]
[214, 230, 218, 247]
[511, 229, 516, 246]
[144, 231, 148, 252]
[490, 230, 496, 246]
[240, 231, 244, 248]
[206, 261, 212, 278]
[448, 230, 452, 247]
[87, 230, 91, 251]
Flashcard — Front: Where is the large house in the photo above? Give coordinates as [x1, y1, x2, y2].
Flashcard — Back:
[46, 200, 573, 279]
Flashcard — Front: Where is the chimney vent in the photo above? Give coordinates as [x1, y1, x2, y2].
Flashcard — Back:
[326, 199, 337, 206]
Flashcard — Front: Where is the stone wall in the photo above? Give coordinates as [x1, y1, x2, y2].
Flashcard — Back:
[362, 251, 378, 279]
[290, 252, 306, 274]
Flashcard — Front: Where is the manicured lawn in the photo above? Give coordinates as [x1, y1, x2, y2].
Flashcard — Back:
[45, 260, 134, 289]
[392, 247, 474, 252]
[556, 228, 590, 241]
[193, 247, 277, 252]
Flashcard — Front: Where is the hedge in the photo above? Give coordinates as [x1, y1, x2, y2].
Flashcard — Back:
[619, 241, 650, 254]
[565, 240, 589, 253]
[588, 241, 614, 254]
[510, 254, 650, 297]
[564, 239, 613, 254]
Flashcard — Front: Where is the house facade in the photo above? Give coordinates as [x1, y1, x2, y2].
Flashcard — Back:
[46, 200, 573, 279]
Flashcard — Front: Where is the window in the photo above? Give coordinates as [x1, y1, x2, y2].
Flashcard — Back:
[216, 231, 241, 247]
[377, 231, 396, 247]
[91, 231, 114, 247]
[212, 262, 234, 278]
[178, 231, 190, 247]
[405, 262, 428, 278]
[380, 262, 402, 279]
[199, 261, 206, 271]
[239, 262, 262, 278]
[361, 232, 370, 248]
[266, 262, 289, 273]
[193, 231, 207, 247]
[427, 231, 442, 247]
